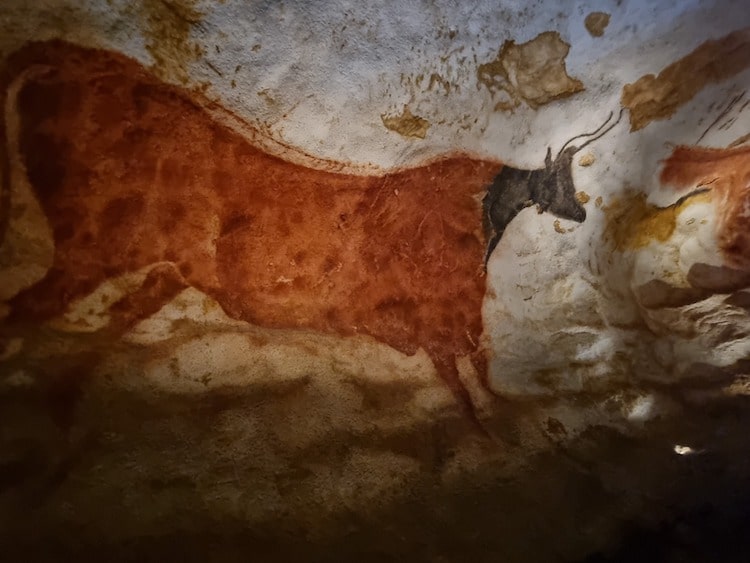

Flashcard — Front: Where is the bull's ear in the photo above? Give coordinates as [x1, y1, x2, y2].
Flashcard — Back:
[545, 147, 552, 168]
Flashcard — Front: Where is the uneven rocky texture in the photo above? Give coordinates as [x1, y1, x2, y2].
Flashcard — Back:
[477, 31, 584, 112]
[622, 28, 750, 131]
[1, 0, 750, 561]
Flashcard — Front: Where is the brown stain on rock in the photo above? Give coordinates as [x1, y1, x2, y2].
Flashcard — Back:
[634, 278, 709, 309]
[477, 31, 584, 111]
[427, 73, 446, 94]
[136, 0, 206, 84]
[688, 262, 750, 293]
[0, 40, 503, 413]
[584, 12, 610, 38]
[622, 28, 750, 131]
[380, 106, 431, 139]
[660, 144, 750, 269]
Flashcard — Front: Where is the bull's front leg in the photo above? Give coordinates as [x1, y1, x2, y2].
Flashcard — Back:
[482, 189, 502, 267]
[484, 198, 526, 266]
[484, 232, 502, 267]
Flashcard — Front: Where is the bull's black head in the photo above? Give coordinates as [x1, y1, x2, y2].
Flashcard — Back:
[482, 109, 625, 267]
[543, 145, 587, 223]
[542, 109, 625, 223]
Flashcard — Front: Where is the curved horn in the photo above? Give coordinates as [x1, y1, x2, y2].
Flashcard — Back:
[555, 109, 623, 158]
[555, 111, 614, 158]
[572, 108, 626, 154]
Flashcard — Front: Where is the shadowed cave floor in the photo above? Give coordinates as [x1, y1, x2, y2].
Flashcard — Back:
[0, 328, 750, 563]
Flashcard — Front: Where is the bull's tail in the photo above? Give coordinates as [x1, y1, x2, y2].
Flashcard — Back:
[0, 45, 54, 252]
[0, 56, 12, 251]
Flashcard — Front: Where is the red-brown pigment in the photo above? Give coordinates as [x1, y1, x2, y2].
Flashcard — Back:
[660, 144, 750, 269]
[1, 41, 503, 409]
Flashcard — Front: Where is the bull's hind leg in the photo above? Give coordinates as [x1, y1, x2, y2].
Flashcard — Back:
[5, 262, 189, 339]
[5, 266, 103, 326]
[105, 263, 188, 334]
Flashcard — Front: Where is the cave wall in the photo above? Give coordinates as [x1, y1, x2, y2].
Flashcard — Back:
[1, 1, 750, 561]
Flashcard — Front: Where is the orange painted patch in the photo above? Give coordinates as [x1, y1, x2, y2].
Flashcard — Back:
[660, 144, 750, 269]
[603, 190, 712, 251]
[0, 41, 503, 411]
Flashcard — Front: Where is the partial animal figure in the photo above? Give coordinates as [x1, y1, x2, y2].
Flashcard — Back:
[0, 41, 503, 423]
[482, 110, 624, 265]
[0, 40, 623, 424]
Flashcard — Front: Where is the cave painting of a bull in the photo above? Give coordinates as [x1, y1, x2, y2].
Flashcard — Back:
[0, 41, 616, 416]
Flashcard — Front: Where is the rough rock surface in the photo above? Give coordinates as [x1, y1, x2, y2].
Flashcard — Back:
[1, 0, 750, 561]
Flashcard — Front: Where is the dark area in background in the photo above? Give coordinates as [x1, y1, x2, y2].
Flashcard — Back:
[1, 386, 749, 563]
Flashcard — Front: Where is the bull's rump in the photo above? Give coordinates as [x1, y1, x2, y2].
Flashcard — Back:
[2, 40, 502, 392]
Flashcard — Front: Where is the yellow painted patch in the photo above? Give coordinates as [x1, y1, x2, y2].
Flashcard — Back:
[603, 190, 712, 250]
[381, 106, 431, 139]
